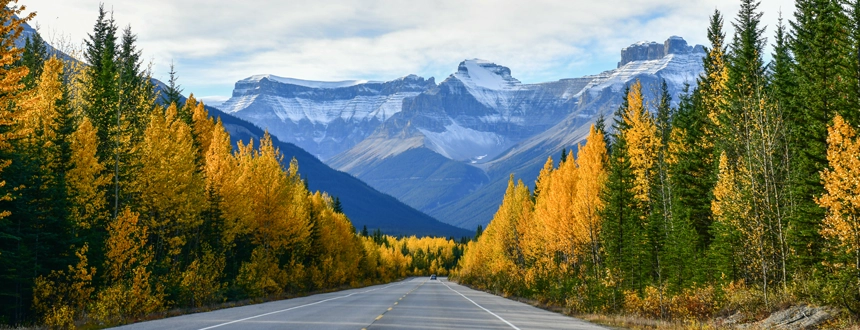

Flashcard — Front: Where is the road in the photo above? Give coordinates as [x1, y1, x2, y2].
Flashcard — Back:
[113, 277, 608, 330]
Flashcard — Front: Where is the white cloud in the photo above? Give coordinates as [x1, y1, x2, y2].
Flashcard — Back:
[21, 0, 796, 98]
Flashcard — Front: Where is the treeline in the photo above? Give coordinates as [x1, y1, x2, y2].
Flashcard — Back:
[457, 0, 860, 321]
[0, 2, 462, 327]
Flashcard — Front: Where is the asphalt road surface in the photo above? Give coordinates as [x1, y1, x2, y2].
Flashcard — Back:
[113, 277, 608, 330]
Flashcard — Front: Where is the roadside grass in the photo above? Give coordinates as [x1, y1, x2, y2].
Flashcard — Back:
[451, 277, 860, 330]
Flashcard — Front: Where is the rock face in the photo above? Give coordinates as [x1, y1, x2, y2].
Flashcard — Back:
[219, 36, 705, 230]
[219, 74, 435, 160]
[619, 36, 704, 67]
[754, 305, 834, 330]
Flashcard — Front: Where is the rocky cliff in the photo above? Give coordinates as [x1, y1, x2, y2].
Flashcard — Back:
[619, 36, 704, 67]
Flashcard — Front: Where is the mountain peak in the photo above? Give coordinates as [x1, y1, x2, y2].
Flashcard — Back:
[453, 59, 521, 90]
[241, 74, 382, 89]
[618, 36, 705, 67]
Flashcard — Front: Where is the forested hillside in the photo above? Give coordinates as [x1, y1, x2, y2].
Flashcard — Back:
[457, 0, 860, 324]
[0, 2, 464, 327]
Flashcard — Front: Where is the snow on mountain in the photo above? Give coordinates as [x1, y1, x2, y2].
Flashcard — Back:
[448, 59, 524, 109]
[581, 52, 703, 99]
[221, 36, 706, 230]
[240, 74, 383, 89]
[219, 74, 435, 160]
[418, 120, 513, 163]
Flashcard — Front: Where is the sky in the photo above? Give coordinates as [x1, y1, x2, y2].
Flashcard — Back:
[22, 0, 794, 106]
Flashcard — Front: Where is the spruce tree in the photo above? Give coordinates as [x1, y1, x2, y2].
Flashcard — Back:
[161, 61, 183, 107]
[770, 13, 795, 110]
[117, 25, 147, 139]
[601, 84, 644, 294]
[18, 33, 47, 90]
[788, 0, 854, 268]
[82, 4, 119, 162]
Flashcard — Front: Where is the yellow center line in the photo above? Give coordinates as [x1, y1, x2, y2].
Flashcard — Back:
[375, 315, 384, 320]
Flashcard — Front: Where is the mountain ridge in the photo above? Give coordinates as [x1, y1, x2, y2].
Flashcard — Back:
[218, 36, 706, 230]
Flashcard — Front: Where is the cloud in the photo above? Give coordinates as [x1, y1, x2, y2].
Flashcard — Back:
[21, 0, 796, 99]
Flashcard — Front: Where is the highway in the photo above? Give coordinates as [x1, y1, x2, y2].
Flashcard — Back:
[113, 277, 607, 330]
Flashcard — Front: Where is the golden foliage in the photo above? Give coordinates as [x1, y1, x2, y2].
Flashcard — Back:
[135, 104, 206, 257]
[623, 285, 717, 321]
[0, 1, 35, 220]
[15, 57, 65, 146]
[622, 80, 659, 203]
[179, 247, 225, 308]
[818, 114, 860, 271]
[237, 247, 289, 297]
[235, 133, 310, 252]
[95, 208, 164, 325]
[67, 117, 111, 230]
[32, 244, 95, 329]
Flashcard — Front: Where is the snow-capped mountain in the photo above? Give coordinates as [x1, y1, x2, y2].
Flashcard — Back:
[220, 36, 705, 230]
[219, 74, 435, 160]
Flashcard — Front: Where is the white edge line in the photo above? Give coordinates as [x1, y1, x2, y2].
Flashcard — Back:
[441, 280, 521, 330]
[197, 281, 406, 330]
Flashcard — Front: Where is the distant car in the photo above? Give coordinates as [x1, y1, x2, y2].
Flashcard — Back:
[430, 274, 437, 280]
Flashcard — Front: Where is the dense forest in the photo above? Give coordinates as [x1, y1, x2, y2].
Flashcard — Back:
[457, 0, 860, 323]
[0, 1, 465, 327]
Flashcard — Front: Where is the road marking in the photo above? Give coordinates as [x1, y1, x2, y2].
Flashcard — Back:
[441, 281, 521, 330]
[197, 282, 407, 330]
[375, 315, 384, 320]
[387, 307, 392, 311]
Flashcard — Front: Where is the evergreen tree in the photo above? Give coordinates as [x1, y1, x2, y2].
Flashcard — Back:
[332, 197, 343, 213]
[160, 61, 183, 107]
[770, 13, 795, 119]
[788, 0, 854, 268]
[601, 83, 647, 295]
[117, 25, 148, 139]
[0, 2, 36, 322]
[17, 32, 47, 90]
[82, 4, 119, 161]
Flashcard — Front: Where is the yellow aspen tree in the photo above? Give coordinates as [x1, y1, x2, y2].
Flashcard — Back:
[573, 125, 608, 270]
[818, 115, 860, 277]
[179, 246, 225, 308]
[701, 27, 728, 135]
[15, 57, 65, 146]
[519, 157, 553, 288]
[710, 152, 751, 281]
[534, 150, 579, 274]
[478, 176, 531, 293]
[67, 118, 111, 230]
[236, 133, 311, 296]
[622, 80, 659, 204]
[306, 192, 361, 289]
[32, 244, 95, 328]
[135, 104, 205, 259]
[242, 133, 310, 252]
[0, 2, 35, 219]
[191, 99, 216, 162]
[95, 207, 164, 325]
[204, 120, 245, 246]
